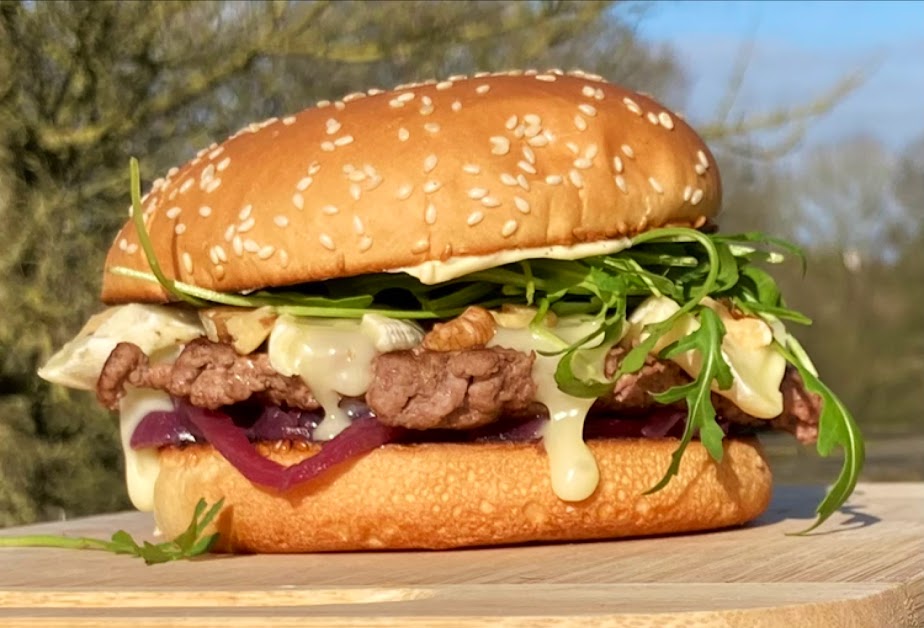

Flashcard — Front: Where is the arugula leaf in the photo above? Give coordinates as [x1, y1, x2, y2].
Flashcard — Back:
[0, 498, 224, 565]
[776, 342, 865, 534]
[646, 306, 732, 492]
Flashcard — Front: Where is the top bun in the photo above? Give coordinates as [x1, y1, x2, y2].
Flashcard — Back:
[101, 70, 721, 304]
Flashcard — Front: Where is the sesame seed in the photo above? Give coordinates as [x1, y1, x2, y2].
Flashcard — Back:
[517, 174, 530, 191]
[514, 196, 530, 213]
[691, 189, 704, 205]
[695, 163, 706, 176]
[282, 116, 297, 125]
[594, 88, 605, 101]
[175, 223, 186, 235]
[348, 170, 367, 182]
[308, 162, 321, 175]
[513, 125, 525, 139]
[574, 115, 588, 131]
[475, 84, 491, 94]
[322, 205, 339, 215]
[697, 150, 709, 168]
[518, 161, 537, 174]
[126, 243, 138, 255]
[566, 142, 580, 155]
[334, 135, 354, 147]
[217, 157, 231, 172]
[490, 136, 510, 155]
[535, 74, 556, 82]
[448, 74, 467, 81]
[239, 205, 253, 221]
[524, 125, 541, 138]
[468, 187, 488, 200]
[648, 177, 664, 194]
[435, 80, 453, 90]
[569, 169, 584, 188]
[397, 92, 415, 103]
[613, 156, 624, 173]
[180, 179, 194, 194]
[200, 164, 215, 183]
[545, 174, 563, 185]
[412, 238, 429, 253]
[658, 112, 674, 129]
[397, 127, 410, 142]
[232, 235, 243, 256]
[353, 216, 364, 234]
[333, 101, 345, 110]
[168, 189, 177, 201]
[238, 217, 255, 233]
[615, 175, 627, 193]
[205, 179, 222, 194]
[623, 97, 642, 115]
[242, 239, 258, 253]
[279, 249, 290, 267]
[292, 193, 305, 210]
[683, 185, 692, 201]
[326, 118, 341, 135]
[462, 164, 481, 175]
[274, 215, 289, 228]
[522, 146, 536, 164]
[358, 235, 373, 252]
[319, 234, 335, 250]
[425, 203, 437, 224]
[578, 103, 597, 117]
[182, 252, 193, 274]
[423, 180, 442, 194]
[224, 225, 235, 241]
[524, 114, 541, 126]
[208, 147, 224, 160]
[167, 167, 179, 177]
[118, 238, 128, 251]
[215, 245, 228, 262]
[343, 91, 365, 102]
[166, 207, 182, 220]
[505, 115, 518, 130]
[397, 184, 414, 200]
[198, 206, 212, 217]
[208, 247, 219, 265]
[500, 173, 517, 186]
[585, 144, 598, 160]
[467, 211, 485, 226]
[481, 196, 501, 208]
[501, 219, 518, 237]
[321, 141, 335, 152]
[451, 100, 462, 112]
[367, 176, 383, 191]
[297, 177, 313, 191]
[527, 134, 549, 147]
[646, 111, 659, 125]
[350, 183, 362, 200]
[621, 144, 635, 159]
[423, 154, 438, 173]
[574, 158, 592, 170]
[581, 85, 596, 98]
[424, 122, 441, 133]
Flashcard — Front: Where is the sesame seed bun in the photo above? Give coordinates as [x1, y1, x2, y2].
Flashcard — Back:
[153, 438, 770, 552]
[101, 70, 721, 303]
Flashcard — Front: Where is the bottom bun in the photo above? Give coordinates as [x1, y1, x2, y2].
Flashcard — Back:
[154, 438, 772, 552]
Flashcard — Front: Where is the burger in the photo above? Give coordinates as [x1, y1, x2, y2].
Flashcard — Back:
[38, 70, 863, 552]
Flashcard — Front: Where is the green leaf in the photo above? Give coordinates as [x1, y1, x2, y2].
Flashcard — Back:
[0, 498, 224, 564]
[776, 342, 865, 534]
[647, 307, 731, 492]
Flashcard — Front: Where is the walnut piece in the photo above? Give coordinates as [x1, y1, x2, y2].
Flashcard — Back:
[198, 306, 277, 354]
[423, 306, 496, 351]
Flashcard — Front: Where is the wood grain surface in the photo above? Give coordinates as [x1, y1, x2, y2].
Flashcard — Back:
[1, 482, 922, 627]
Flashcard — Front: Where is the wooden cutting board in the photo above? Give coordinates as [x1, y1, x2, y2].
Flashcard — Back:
[1, 482, 922, 627]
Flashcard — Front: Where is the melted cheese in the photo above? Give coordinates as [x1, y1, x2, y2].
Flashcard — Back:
[489, 317, 609, 502]
[119, 388, 173, 511]
[395, 238, 632, 284]
[625, 296, 786, 418]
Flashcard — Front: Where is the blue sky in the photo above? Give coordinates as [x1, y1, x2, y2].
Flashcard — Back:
[637, 1, 924, 153]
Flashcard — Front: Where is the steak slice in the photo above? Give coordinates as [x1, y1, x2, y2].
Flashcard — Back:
[366, 347, 536, 430]
[97, 338, 318, 411]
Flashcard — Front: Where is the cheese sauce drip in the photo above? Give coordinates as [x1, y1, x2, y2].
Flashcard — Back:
[119, 388, 174, 511]
[489, 318, 607, 502]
